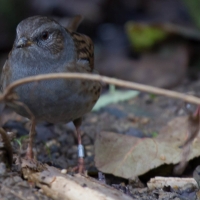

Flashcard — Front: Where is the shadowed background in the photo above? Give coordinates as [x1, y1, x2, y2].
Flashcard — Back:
[0, 0, 199, 89]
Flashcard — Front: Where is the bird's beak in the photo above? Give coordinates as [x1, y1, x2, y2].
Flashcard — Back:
[16, 37, 33, 48]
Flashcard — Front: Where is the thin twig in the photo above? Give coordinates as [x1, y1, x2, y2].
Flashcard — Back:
[0, 128, 13, 166]
[12, 100, 34, 120]
[1, 73, 200, 105]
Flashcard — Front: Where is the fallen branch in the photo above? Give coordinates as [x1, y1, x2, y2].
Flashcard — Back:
[1, 73, 200, 105]
[147, 176, 198, 190]
[21, 159, 132, 200]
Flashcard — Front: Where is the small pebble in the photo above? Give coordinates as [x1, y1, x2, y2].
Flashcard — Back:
[61, 169, 67, 174]
[86, 151, 92, 157]
[85, 145, 94, 151]
[0, 162, 6, 175]
[45, 139, 60, 148]
[67, 145, 78, 157]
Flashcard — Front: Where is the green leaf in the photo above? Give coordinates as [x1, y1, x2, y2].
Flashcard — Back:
[93, 86, 139, 111]
[125, 22, 168, 52]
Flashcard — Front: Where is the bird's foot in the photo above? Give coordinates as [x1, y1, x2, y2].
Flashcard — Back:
[72, 157, 85, 174]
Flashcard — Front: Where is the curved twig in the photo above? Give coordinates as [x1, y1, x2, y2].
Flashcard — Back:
[0, 73, 200, 105]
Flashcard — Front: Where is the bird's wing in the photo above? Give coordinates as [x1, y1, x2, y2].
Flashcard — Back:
[69, 31, 94, 72]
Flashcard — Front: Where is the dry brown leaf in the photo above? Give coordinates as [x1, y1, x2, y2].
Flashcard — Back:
[94, 116, 200, 179]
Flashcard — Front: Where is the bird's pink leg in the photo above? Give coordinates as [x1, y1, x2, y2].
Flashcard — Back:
[73, 118, 84, 173]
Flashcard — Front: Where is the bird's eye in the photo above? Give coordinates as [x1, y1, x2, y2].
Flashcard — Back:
[41, 31, 49, 40]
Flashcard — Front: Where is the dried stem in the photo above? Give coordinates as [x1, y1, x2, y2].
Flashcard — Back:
[1, 73, 200, 105]
[0, 128, 13, 166]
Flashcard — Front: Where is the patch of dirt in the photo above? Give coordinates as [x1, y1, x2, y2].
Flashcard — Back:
[1, 76, 200, 199]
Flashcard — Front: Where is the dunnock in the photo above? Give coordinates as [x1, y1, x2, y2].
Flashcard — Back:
[0, 15, 101, 173]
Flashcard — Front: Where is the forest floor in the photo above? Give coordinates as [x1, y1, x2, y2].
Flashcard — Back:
[1, 74, 200, 200]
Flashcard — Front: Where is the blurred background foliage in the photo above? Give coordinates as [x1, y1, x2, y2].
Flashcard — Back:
[0, 0, 200, 88]
[183, 0, 200, 30]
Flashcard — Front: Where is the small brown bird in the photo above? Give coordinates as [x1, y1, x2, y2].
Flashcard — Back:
[0, 15, 101, 173]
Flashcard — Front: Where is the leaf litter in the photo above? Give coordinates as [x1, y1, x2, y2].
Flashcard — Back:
[94, 115, 200, 179]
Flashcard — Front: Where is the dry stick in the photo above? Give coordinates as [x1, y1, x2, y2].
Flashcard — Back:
[1, 73, 200, 105]
[0, 128, 13, 166]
